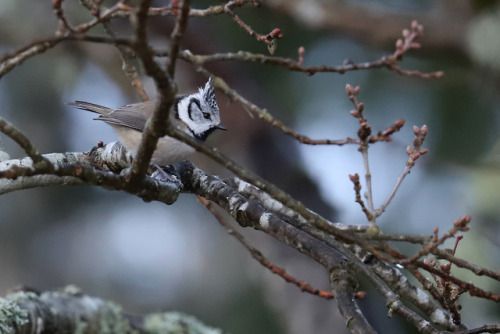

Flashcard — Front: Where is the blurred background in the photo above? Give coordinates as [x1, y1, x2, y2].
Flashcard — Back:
[1, 0, 500, 333]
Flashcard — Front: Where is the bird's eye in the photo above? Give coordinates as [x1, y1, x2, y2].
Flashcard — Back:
[203, 112, 211, 120]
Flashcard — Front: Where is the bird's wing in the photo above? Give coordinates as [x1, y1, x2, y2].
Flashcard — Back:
[96, 109, 147, 132]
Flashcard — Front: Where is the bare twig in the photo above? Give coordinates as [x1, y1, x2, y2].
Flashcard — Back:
[385, 20, 443, 79]
[368, 119, 405, 143]
[346, 84, 376, 225]
[224, 0, 282, 51]
[177, 49, 437, 76]
[173, 20, 442, 78]
[413, 261, 500, 302]
[0, 117, 52, 171]
[53, 0, 75, 35]
[399, 216, 471, 266]
[431, 248, 500, 281]
[0, 38, 61, 79]
[166, 0, 192, 77]
[0, 34, 133, 79]
[145, 0, 253, 17]
[73, 2, 126, 33]
[349, 173, 373, 221]
[97, 6, 150, 101]
[375, 125, 428, 217]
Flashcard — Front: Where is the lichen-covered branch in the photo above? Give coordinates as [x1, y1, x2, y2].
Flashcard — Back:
[0, 286, 222, 334]
[0, 143, 180, 204]
[173, 161, 462, 333]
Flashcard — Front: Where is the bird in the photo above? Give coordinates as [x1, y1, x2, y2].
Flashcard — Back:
[70, 78, 225, 166]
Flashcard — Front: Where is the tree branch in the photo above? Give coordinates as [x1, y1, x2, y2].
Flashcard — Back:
[0, 143, 180, 204]
[0, 286, 222, 334]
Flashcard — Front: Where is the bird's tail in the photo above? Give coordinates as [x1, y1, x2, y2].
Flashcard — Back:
[68, 101, 113, 115]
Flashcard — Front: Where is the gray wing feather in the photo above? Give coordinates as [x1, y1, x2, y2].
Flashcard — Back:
[96, 110, 146, 132]
[116, 101, 157, 118]
[101, 100, 158, 131]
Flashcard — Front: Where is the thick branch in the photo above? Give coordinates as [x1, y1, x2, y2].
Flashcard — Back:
[0, 143, 180, 204]
[174, 161, 455, 333]
[0, 286, 222, 334]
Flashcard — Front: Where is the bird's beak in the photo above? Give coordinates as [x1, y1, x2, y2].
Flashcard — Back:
[216, 124, 227, 131]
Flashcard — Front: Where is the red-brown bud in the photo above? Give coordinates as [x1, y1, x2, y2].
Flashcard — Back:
[346, 84, 353, 95]
[411, 20, 419, 30]
[349, 173, 360, 182]
[420, 124, 428, 135]
[395, 119, 405, 128]
[413, 125, 420, 135]
[358, 102, 364, 112]
[396, 39, 403, 50]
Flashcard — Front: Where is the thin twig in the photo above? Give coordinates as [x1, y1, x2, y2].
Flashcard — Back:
[144, 0, 253, 17]
[0, 117, 52, 170]
[172, 19, 444, 78]
[349, 173, 373, 221]
[53, 0, 75, 35]
[431, 248, 500, 281]
[383, 20, 443, 79]
[224, 0, 282, 50]
[376, 165, 411, 217]
[177, 49, 441, 77]
[414, 261, 500, 302]
[100, 14, 149, 101]
[73, 2, 126, 33]
[346, 84, 376, 224]
[376, 125, 428, 217]
[166, 0, 192, 77]
[0, 34, 133, 79]
[399, 216, 471, 266]
[361, 146, 375, 218]
[0, 38, 61, 79]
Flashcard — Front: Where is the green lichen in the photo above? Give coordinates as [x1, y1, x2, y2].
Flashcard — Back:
[0, 294, 30, 334]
